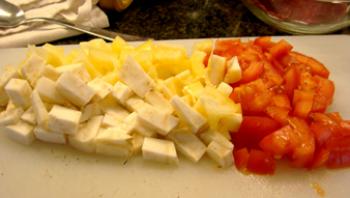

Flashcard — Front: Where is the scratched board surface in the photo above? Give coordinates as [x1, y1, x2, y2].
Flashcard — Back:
[0, 36, 350, 198]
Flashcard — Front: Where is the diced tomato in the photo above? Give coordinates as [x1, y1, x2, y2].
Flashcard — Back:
[260, 117, 315, 167]
[247, 149, 276, 175]
[290, 52, 329, 78]
[214, 39, 244, 59]
[262, 61, 284, 88]
[269, 39, 293, 59]
[312, 76, 335, 112]
[293, 90, 314, 118]
[283, 66, 299, 98]
[327, 136, 350, 169]
[233, 148, 250, 171]
[240, 61, 264, 83]
[266, 106, 289, 125]
[232, 116, 281, 149]
[254, 36, 275, 50]
[271, 94, 291, 109]
[309, 148, 330, 169]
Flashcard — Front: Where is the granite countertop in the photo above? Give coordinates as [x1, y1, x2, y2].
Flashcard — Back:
[52, 0, 350, 44]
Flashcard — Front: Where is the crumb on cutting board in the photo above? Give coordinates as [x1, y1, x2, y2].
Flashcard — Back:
[311, 182, 325, 197]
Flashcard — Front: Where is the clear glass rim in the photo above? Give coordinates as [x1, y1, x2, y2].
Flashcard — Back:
[242, 0, 350, 34]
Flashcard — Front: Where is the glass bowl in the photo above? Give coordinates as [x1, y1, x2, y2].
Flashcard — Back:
[241, 0, 350, 34]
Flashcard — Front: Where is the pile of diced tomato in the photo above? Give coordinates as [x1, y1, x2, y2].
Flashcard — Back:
[211, 37, 350, 174]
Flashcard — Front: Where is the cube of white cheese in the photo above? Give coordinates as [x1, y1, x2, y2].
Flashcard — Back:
[5, 99, 16, 111]
[95, 126, 133, 147]
[142, 137, 178, 164]
[56, 72, 95, 107]
[5, 78, 32, 109]
[88, 78, 112, 101]
[101, 113, 124, 127]
[0, 67, 20, 106]
[144, 90, 173, 114]
[111, 81, 134, 105]
[207, 54, 226, 85]
[217, 82, 233, 97]
[119, 56, 155, 98]
[124, 112, 156, 137]
[20, 53, 46, 86]
[224, 56, 241, 84]
[21, 107, 36, 125]
[167, 129, 206, 162]
[131, 133, 144, 154]
[125, 96, 151, 112]
[47, 105, 81, 135]
[170, 96, 207, 134]
[0, 107, 24, 126]
[42, 64, 60, 81]
[138, 106, 178, 136]
[200, 130, 233, 149]
[98, 94, 129, 116]
[31, 90, 48, 127]
[3, 120, 34, 145]
[80, 103, 102, 123]
[34, 127, 66, 144]
[69, 115, 103, 153]
[56, 63, 91, 83]
[35, 77, 66, 105]
[206, 141, 233, 168]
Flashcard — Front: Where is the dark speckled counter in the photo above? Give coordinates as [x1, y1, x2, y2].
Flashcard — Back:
[52, 0, 350, 44]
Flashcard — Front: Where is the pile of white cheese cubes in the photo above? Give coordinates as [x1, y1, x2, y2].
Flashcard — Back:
[0, 38, 242, 168]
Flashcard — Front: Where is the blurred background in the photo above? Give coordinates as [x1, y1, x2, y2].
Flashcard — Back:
[51, 0, 350, 44]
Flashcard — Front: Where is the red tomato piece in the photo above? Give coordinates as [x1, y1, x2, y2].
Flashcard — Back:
[283, 66, 299, 98]
[232, 116, 281, 149]
[266, 106, 290, 125]
[290, 52, 329, 78]
[214, 39, 244, 59]
[240, 61, 264, 83]
[269, 39, 293, 59]
[312, 76, 335, 112]
[309, 148, 330, 169]
[271, 94, 291, 109]
[254, 36, 275, 50]
[233, 148, 250, 171]
[327, 136, 350, 169]
[247, 149, 276, 174]
[293, 90, 314, 118]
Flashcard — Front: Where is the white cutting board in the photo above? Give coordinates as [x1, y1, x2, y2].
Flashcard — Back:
[0, 35, 349, 198]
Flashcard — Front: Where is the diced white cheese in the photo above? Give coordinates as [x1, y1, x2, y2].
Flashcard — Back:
[170, 96, 207, 134]
[206, 141, 233, 168]
[95, 143, 131, 157]
[0, 107, 24, 126]
[125, 96, 151, 112]
[111, 81, 134, 105]
[5, 100, 16, 111]
[41, 64, 60, 81]
[56, 72, 95, 107]
[80, 103, 102, 123]
[200, 130, 233, 149]
[20, 53, 46, 86]
[31, 90, 48, 127]
[4, 78, 32, 109]
[21, 107, 36, 125]
[167, 129, 206, 162]
[142, 137, 178, 164]
[0, 67, 20, 106]
[101, 113, 124, 127]
[131, 133, 144, 154]
[88, 78, 112, 101]
[156, 80, 175, 99]
[207, 54, 226, 85]
[119, 56, 155, 97]
[33, 127, 66, 144]
[98, 94, 129, 116]
[3, 120, 34, 145]
[224, 56, 241, 84]
[56, 63, 90, 82]
[124, 112, 156, 137]
[144, 90, 173, 114]
[69, 115, 103, 153]
[35, 77, 66, 105]
[47, 105, 81, 135]
[138, 105, 178, 136]
[95, 126, 133, 146]
[217, 82, 233, 97]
